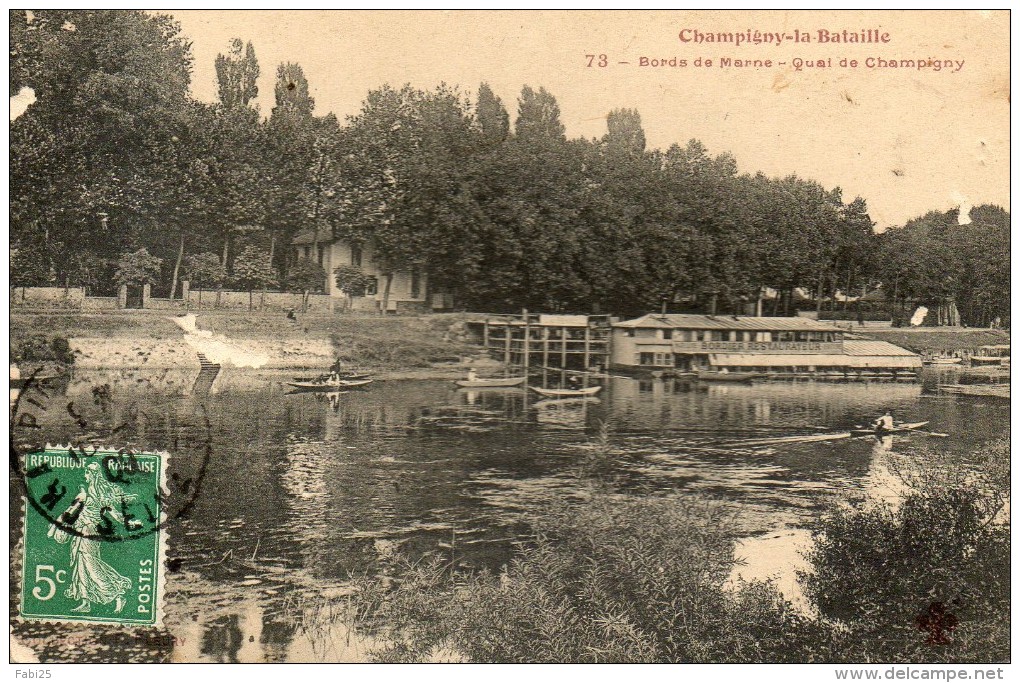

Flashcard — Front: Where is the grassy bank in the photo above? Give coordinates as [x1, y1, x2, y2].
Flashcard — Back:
[854, 327, 1009, 353]
[11, 311, 481, 372]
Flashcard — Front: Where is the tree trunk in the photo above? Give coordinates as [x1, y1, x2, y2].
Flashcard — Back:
[381, 272, 394, 315]
[248, 289, 253, 311]
[843, 264, 853, 311]
[815, 271, 824, 316]
[170, 232, 185, 301]
[222, 237, 229, 267]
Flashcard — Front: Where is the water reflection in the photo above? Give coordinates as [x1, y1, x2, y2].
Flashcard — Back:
[11, 369, 1008, 662]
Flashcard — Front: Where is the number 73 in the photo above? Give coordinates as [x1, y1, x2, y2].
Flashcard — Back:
[586, 54, 608, 67]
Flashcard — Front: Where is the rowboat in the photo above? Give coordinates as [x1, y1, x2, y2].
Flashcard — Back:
[696, 370, 765, 382]
[294, 373, 372, 382]
[454, 376, 526, 388]
[940, 384, 1010, 399]
[529, 386, 602, 397]
[849, 421, 930, 437]
[287, 379, 373, 391]
[533, 397, 601, 409]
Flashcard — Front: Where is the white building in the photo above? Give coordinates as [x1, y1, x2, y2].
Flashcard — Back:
[292, 229, 428, 312]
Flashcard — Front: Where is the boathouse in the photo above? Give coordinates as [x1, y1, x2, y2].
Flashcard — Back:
[470, 314, 612, 371]
[610, 314, 921, 378]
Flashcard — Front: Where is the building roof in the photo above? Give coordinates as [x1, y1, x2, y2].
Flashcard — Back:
[292, 228, 335, 245]
[842, 340, 920, 357]
[613, 314, 842, 332]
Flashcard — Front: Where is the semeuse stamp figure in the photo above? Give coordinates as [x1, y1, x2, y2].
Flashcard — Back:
[56, 463, 137, 614]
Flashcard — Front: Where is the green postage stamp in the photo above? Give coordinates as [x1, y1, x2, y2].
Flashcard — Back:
[18, 446, 167, 626]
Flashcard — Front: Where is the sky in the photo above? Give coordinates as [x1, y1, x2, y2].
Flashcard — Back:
[157, 11, 1006, 228]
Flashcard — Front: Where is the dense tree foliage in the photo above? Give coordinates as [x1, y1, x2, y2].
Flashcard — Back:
[10, 12, 1008, 322]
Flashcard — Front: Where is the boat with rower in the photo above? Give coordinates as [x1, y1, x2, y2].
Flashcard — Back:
[287, 378, 374, 391]
[848, 421, 930, 437]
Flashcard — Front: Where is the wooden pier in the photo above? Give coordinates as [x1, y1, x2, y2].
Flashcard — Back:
[471, 313, 612, 372]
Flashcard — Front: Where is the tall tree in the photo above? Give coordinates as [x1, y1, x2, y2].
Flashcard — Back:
[214, 38, 259, 109]
[273, 62, 314, 118]
[514, 85, 565, 142]
[264, 61, 332, 281]
[10, 10, 194, 292]
[475, 82, 509, 145]
[604, 108, 646, 155]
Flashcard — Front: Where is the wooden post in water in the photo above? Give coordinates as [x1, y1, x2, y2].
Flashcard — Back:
[561, 326, 567, 368]
[584, 323, 591, 372]
[503, 322, 511, 367]
[522, 309, 530, 371]
[542, 326, 549, 369]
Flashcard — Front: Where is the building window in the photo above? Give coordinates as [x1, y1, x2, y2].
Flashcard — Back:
[662, 329, 673, 340]
[639, 352, 656, 365]
[351, 245, 362, 267]
[623, 329, 635, 338]
[317, 245, 325, 266]
[410, 267, 421, 299]
[365, 277, 378, 296]
[303, 246, 311, 260]
[696, 330, 706, 342]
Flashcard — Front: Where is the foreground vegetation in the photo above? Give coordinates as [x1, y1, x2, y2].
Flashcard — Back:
[295, 438, 1009, 663]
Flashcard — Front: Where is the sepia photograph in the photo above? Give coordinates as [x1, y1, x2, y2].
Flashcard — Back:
[8, 9, 1010, 670]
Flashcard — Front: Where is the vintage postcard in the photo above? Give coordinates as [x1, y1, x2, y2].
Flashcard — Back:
[9, 9, 1009, 671]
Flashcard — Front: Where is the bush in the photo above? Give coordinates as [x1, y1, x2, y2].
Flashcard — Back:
[114, 248, 163, 286]
[184, 252, 227, 290]
[11, 333, 74, 365]
[801, 440, 1010, 662]
[340, 495, 816, 663]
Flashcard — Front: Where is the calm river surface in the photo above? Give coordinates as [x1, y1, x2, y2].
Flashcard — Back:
[10, 366, 1009, 662]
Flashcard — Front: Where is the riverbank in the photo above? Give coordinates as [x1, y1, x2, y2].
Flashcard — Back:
[10, 311, 485, 375]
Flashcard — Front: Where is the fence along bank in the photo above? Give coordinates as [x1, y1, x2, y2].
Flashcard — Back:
[610, 314, 921, 379]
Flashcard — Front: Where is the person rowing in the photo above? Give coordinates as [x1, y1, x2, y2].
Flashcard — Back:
[872, 411, 895, 434]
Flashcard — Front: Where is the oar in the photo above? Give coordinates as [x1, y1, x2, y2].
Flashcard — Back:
[900, 426, 950, 437]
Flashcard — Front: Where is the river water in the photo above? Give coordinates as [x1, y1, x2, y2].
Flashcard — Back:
[10, 367, 1009, 662]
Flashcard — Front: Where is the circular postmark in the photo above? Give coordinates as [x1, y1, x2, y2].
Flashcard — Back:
[10, 367, 212, 543]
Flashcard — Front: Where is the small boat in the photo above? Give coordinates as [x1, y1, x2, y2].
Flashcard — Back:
[294, 373, 373, 382]
[849, 421, 930, 437]
[696, 370, 765, 382]
[454, 376, 527, 388]
[970, 345, 1010, 367]
[529, 386, 602, 397]
[940, 384, 1010, 399]
[925, 357, 962, 365]
[533, 396, 601, 409]
[287, 379, 373, 391]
